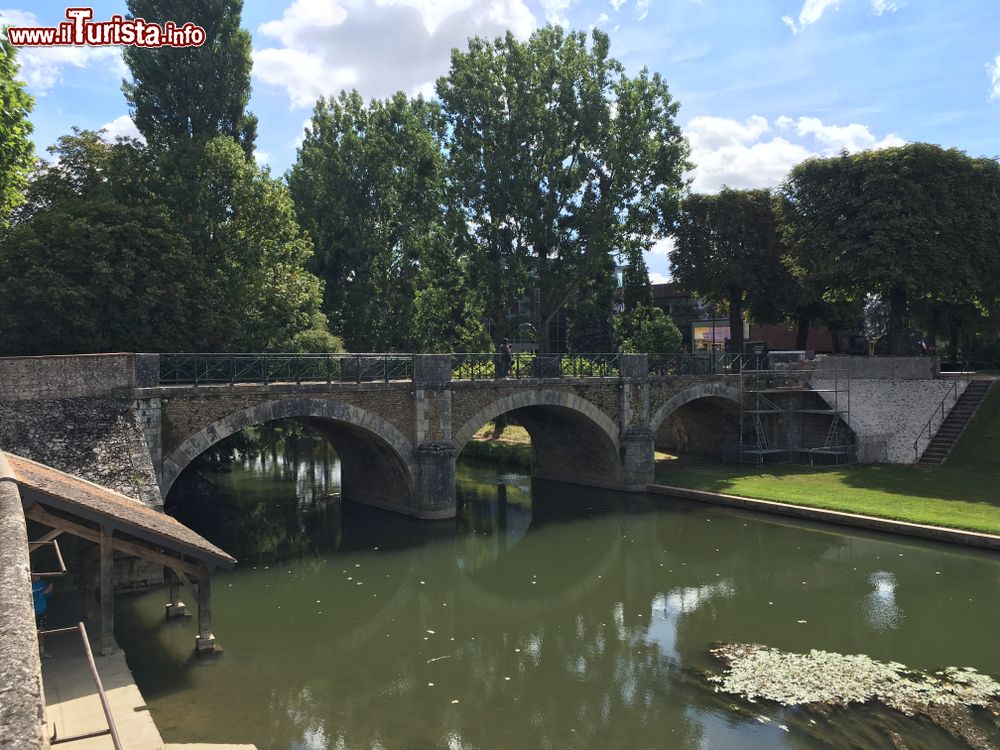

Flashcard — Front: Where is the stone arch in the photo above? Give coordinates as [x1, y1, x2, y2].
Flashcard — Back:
[650, 383, 742, 458]
[453, 390, 620, 454]
[160, 398, 417, 512]
[650, 383, 743, 434]
[453, 389, 623, 488]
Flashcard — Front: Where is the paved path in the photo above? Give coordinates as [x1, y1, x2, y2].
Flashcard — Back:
[41, 633, 255, 750]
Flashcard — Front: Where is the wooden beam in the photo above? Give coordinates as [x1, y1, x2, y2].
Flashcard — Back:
[99, 525, 114, 656]
[28, 528, 63, 548]
[24, 504, 206, 579]
[172, 569, 200, 604]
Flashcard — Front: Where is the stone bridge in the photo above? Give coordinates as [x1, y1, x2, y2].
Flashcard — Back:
[0, 353, 741, 519]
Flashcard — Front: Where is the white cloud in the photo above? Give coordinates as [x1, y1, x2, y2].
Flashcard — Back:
[636, 0, 652, 20]
[254, 0, 537, 108]
[649, 271, 671, 284]
[610, 0, 626, 10]
[685, 114, 904, 193]
[870, 0, 901, 15]
[988, 55, 1000, 101]
[781, 0, 839, 32]
[0, 9, 125, 93]
[783, 0, 900, 32]
[650, 236, 675, 256]
[539, 0, 572, 27]
[100, 115, 144, 143]
[791, 116, 903, 152]
[597, 12, 609, 23]
[254, 149, 271, 167]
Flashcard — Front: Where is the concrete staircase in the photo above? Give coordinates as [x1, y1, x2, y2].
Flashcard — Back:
[918, 380, 994, 464]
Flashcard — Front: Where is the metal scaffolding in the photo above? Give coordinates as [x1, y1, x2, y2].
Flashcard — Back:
[732, 355, 853, 466]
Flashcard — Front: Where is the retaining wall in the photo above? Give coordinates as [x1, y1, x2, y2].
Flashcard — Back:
[815, 355, 939, 380]
[813, 378, 966, 463]
[0, 453, 48, 748]
[0, 354, 138, 401]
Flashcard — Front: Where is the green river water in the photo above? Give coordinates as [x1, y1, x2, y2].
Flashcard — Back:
[115, 438, 1000, 749]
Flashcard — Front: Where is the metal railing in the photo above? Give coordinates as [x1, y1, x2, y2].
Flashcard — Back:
[451, 353, 621, 381]
[42, 622, 123, 750]
[648, 352, 746, 376]
[159, 353, 414, 385]
[912, 364, 970, 461]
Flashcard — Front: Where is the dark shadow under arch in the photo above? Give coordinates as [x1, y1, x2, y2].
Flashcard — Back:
[161, 398, 417, 515]
[453, 390, 624, 489]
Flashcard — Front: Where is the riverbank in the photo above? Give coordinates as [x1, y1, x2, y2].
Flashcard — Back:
[462, 424, 532, 467]
[654, 383, 1000, 536]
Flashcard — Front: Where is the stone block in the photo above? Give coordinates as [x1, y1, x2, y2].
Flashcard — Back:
[413, 355, 452, 385]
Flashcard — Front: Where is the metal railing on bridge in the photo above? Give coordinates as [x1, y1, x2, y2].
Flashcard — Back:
[159, 353, 414, 385]
[450, 353, 621, 380]
[648, 352, 746, 376]
[157, 351, 756, 386]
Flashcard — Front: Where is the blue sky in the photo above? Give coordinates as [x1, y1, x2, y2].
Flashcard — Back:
[3, 0, 999, 281]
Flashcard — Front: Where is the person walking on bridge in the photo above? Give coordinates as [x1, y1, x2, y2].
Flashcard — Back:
[498, 337, 513, 378]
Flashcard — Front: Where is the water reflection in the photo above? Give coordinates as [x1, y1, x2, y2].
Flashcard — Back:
[864, 570, 904, 631]
[116, 437, 1000, 750]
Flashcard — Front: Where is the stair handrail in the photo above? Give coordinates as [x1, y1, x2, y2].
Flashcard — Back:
[912, 364, 968, 461]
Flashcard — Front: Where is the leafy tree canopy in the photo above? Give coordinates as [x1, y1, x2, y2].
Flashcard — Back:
[0, 37, 34, 225]
[438, 25, 688, 351]
[781, 143, 1000, 354]
[670, 188, 785, 354]
[0, 130, 196, 354]
[289, 91, 482, 351]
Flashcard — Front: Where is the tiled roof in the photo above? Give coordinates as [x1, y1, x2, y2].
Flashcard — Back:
[5, 452, 235, 568]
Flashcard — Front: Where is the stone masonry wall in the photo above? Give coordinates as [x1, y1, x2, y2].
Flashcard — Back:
[0, 353, 137, 401]
[0, 396, 161, 506]
[813, 378, 966, 463]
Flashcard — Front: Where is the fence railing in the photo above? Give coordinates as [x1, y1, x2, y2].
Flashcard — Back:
[43, 622, 123, 750]
[912, 365, 969, 461]
[451, 353, 621, 381]
[722, 440, 887, 466]
[156, 351, 782, 386]
[159, 354, 414, 385]
[649, 352, 746, 376]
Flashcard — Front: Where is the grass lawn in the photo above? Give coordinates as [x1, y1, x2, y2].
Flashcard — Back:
[654, 382, 1000, 535]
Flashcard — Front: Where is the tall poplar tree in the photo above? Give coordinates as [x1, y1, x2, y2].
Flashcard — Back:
[122, 0, 257, 156]
[438, 26, 688, 352]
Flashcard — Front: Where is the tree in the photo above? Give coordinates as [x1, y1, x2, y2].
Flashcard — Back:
[0, 131, 197, 354]
[438, 26, 688, 351]
[160, 136, 332, 351]
[618, 307, 682, 353]
[0, 37, 34, 224]
[567, 249, 616, 352]
[781, 144, 1000, 355]
[289, 91, 478, 351]
[122, 0, 257, 156]
[670, 188, 786, 355]
[621, 250, 653, 314]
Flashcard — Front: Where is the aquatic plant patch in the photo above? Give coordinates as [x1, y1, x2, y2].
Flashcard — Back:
[709, 643, 1000, 749]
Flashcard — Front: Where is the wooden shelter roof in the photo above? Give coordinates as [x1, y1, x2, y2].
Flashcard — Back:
[4, 452, 235, 569]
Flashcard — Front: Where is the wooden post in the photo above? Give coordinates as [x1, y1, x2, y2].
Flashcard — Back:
[164, 568, 187, 618]
[99, 525, 114, 656]
[195, 571, 217, 653]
